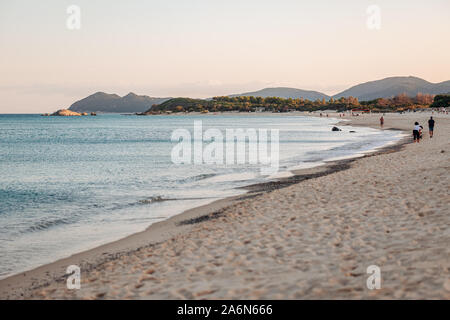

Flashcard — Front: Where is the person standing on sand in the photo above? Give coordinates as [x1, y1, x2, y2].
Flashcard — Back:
[428, 116, 435, 138]
[380, 115, 384, 127]
[413, 122, 421, 143]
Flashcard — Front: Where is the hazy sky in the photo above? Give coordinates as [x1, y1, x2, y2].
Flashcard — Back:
[1, 0, 449, 113]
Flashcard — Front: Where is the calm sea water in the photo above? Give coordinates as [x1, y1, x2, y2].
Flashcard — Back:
[0, 114, 402, 278]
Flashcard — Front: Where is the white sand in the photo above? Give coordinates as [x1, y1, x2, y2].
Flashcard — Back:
[1, 112, 449, 299]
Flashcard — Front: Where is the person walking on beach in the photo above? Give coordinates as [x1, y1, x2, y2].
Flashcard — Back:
[428, 116, 435, 138]
[413, 122, 421, 143]
[380, 115, 384, 127]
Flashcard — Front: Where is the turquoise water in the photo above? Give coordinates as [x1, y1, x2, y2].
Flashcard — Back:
[0, 114, 401, 278]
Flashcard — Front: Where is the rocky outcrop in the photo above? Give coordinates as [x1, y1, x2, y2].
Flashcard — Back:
[50, 109, 82, 116]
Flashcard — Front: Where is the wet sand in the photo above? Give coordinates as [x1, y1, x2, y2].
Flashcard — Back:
[1, 112, 449, 299]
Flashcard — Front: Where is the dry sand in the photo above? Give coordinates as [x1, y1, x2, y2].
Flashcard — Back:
[1, 112, 449, 299]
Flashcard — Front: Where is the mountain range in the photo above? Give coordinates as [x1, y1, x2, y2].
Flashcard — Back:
[233, 77, 450, 101]
[228, 87, 329, 101]
[332, 76, 450, 101]
[69, 92, 171, 113]
[67, 76, 450, 113]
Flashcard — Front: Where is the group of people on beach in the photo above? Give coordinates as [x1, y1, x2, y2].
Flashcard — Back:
[412, 116, 435, 143]
[380, 115, 436, 143]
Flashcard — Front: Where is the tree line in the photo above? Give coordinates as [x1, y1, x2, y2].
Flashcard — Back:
[144, 93, 449, 114]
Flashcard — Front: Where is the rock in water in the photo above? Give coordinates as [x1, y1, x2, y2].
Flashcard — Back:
[331, 126, 342, 131]
[50, 109, 82, 116]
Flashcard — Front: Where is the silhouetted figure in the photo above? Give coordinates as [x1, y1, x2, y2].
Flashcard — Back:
[428, 116, 435, 138]
[413, 122, 421, 143]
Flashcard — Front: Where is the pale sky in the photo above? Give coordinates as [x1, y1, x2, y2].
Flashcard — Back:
[1, 0, 449, 113]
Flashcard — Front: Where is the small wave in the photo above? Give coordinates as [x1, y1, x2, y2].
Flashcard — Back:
[138, 196, 175, 204]
[24, 217, 73, 233]
[138, 195, 219, 205]
[178, 173, 216, 184]
[201, 172, 259, 183]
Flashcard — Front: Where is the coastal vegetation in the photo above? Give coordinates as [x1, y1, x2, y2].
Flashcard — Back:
[430, 94, 450, 108]
[142, 93, 441, 114]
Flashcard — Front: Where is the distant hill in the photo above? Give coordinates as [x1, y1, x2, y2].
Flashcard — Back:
[69, 92, 171, 113]
[67, 76, 450, 113]
[333, 76, 450, 101]
[229, 87, 330, 100]
[146, 98, 207, 112]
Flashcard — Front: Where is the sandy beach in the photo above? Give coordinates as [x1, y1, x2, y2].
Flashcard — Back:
[1, 112, 449, 299]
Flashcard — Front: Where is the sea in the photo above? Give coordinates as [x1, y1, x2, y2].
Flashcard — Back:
[0, 113, 403, 278]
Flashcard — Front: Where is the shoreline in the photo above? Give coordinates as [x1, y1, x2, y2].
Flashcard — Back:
[1, 112, 448, 299]
[0, 113, 394, 281]
[0, 114, 410, 297]
[0, 114, 407, 297]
